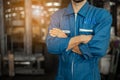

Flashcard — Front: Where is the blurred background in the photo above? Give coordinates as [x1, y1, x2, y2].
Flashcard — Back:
[0, 0, 120, 80]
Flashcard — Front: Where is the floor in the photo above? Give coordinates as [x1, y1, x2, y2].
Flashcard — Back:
[1, 72, 56, 80]
[1, 73, 120, 80]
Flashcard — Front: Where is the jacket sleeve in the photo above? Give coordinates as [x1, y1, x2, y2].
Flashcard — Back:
[46, 13, 71, 54]
[79, 10, 112, 59]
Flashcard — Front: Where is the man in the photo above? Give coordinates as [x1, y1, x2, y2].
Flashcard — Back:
[46, 0, 112, 80]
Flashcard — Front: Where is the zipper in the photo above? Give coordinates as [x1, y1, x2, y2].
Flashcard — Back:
[71, 13, 77, 80]
[71, 59, 74, 80]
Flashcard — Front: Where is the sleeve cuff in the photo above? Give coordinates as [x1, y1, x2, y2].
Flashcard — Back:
[59, 37, 71, 53]
[79, 44, 93, 59]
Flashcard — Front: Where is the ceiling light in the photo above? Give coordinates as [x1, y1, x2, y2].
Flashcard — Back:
[46, 2, 53, 6]
[53, 2, 61, 6]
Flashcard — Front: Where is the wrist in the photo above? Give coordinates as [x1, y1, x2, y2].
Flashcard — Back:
[77, 35, 83, 43]
[81, 37, 85, 43]
[80, 35, 93, 44]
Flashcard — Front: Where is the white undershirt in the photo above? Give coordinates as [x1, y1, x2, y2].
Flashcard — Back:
[75, 13, 77, 23]
[74, 13, 78, 36]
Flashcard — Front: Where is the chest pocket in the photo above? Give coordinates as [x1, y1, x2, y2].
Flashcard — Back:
[79, 17, 96, 35]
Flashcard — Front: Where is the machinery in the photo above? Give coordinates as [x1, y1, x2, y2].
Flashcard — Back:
[0, 0, 60, 76]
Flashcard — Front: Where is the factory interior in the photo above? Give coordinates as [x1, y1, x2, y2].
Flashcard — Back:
[0, 0, 120, 80]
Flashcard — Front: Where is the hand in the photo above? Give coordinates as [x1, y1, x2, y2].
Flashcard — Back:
[71, 35, 92, 54]
[72, 46, 81, 54]
[67, 35, 93, 50]
[49, 28, 67, 38]
[80, 35, 93, 44]
[67, 36, 81, 50]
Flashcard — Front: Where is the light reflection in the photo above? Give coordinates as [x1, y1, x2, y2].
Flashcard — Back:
[7, 9, 11, 12]
[110, 2, 115, 6]
[54, 2, 61, 6]
[32, 8, 41, 16]
[8, 14, 11, 17]
[46, 2, 61, 6]
[46, 2, 52, 6]
[48, 8, 59, 12]
[12, 13, 16, 17]
[20, 11, 24, 15]
[7, 1, 10, 5]
[5, 15, 9, 18]
[19, 7, 24, 10]
[32, 5, 41, 9]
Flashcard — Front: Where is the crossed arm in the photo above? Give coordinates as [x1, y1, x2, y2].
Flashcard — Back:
[47, 10, 112, 59]
[49, 28, 92, 55]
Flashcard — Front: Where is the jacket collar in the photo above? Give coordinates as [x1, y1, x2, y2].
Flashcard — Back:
[64, 2, 90, 17]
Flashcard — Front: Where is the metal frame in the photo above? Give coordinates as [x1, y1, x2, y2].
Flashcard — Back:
[0, 0, 5, 76]
[117, 5, 120, 36]
[24, 0, 32, 55]
[111, 1, 118, 36]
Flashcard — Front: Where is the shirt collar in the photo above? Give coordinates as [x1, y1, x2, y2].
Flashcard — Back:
[64, 2, 90, 17]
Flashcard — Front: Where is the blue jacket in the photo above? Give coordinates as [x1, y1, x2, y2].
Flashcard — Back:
[46, 2, 112, 80]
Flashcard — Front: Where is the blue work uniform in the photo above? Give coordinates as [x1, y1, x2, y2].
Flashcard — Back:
[46, 2, 112, 80]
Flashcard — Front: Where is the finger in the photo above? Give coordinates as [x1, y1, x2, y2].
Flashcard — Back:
[55, 28, 61, 31]
[50, 32, 57, 36]
[52, 28, 58, 29]
[50, 29, 58, 33]
[50, 29, 57, 32]
[53, 28, 60, 31]
[53, 28, 62, 32]
[51, 29, 64, 34]
[49, 31, 53, 34]
[49, 31, 57, 35]
[72, 50, 75, 52]
[50, 29, 58, 31]
[50, 31, 58, 35]
[49, 30, 54, 33]
[72, 49, 77, 53]
[72, 49, 77, 52]
[50, 33, 56, 37]
[53, 28, 57, 29]
[50, 30, 57, 34]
